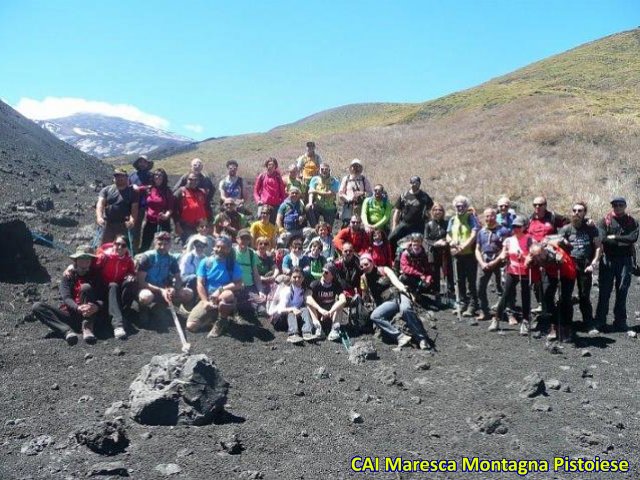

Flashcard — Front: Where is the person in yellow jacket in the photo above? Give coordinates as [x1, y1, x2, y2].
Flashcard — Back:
[296, 141, 323, 186]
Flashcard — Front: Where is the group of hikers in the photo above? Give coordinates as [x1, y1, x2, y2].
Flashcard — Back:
[32, 141, 639, 351]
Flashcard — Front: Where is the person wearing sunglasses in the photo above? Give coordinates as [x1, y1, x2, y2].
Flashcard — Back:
[333, 215, 371, 255]
[557, 202, 601, 333]
[593, 197, 639, 337]
[303, 263, 346, 341]
[276, 187, 307, 239]
[496, 197, 516, 233]
[250, 205, 278, 249]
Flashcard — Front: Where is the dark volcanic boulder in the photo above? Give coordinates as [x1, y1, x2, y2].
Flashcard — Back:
[0, 218, 49, 283]
[75, 418, 129, 455]
[129, 354, 228, 426]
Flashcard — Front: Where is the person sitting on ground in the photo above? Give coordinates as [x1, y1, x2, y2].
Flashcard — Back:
[219, 160, 249, 210]
[369, 228, 393, 268]
[136, 231, 193, 327]
[307, 163, 340, 228]
[250, 205, 278, 249]
[359, 253, 431, 350]
[296, 141, 323, 187]
[361, 184, 392, 232]
[268, 268, 313, 343]
[282, 237, 309, 275]
[425, 202, 454, 304]
[388, 176, 433, 252]
[95, 235, 137, 339]
[447, 195, 480, 321]
[140, 168, 175, 252]
[255, 236, 278, 296]
[234, 229, 266, 316]
[214, 198, 248, 239]
[491, 216, 539, 334]
[593, 196, 639, 337]
[174, 172, 211, 243]
[399, 233, 433, 294]
[302, 238, 327, 283]
[276, 186, 307, 240]
[179, 234, 208, 291]
[285, 164, 306, 198]
[212, 212, 237, 241]
[475, 208, 510, 322]
[528, 241, 578, 342]
[186, 237, 243, 337]
[96, 169, 139, 244]
[334, 215, 371, 255]
[173, 158, 215, 206]
[307, 221, 336, 260]
[254, 157, 287, 224]
[32, 245, 103, 345]
[334, 242, 361, 300]
[303, 263, 347, 341]
[185, 219, 215, 256]
[338, 159, 372, 227]
[558, 201, 601, 332]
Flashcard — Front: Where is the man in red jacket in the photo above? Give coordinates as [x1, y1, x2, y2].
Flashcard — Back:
[333, 215, 371, 254]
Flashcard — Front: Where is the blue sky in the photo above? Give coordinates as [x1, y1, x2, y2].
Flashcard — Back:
[1, 0, 637, 139]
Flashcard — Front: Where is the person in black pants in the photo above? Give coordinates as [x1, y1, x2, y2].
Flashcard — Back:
[31, 245, 103, 345]
[388, 176, 433, 252]
[425, 203, 454, 305]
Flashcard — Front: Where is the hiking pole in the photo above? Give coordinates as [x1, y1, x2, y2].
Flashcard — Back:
[30, 231, 72, 254]
[168, 303, 192, 354]
[528, 266, 532, 344]
[451, 254, 462, 323]
[91, 225, 104, 249]
[127, 228, 136, 256]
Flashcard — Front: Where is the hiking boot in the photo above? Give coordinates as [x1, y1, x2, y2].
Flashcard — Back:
[82, 321, 96, 344]
[314, 326, 325, 340]
[531, 305, 543, 314]
[508, 315, 518, 326]
[519, 320, 529, 336]
[113, 327, 127, 340]
[476, 312, 489, 322]
[397, 333, 412, 348]
[287, 333, 304, 344]
[208, 317, 229, 338]
[462, 305, 476, 317]
[64, 331, 78, 346]
[302, 332, 316, 342]
[488, 318, 499, 332]
[627, 329, 637, 338]
[327, 328, 341, 342]
[588, 328, 601, 337]
[419, 339, 430, 350]
[547, 325, 558, 341]
[490, 300, 500, 311]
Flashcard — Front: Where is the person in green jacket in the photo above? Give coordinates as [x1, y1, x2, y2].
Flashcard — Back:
[361, 184, 392, 233]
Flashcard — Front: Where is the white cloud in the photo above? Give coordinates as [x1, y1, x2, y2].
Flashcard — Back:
[183, 123, 204, 134]
[14, 96, 170, 129]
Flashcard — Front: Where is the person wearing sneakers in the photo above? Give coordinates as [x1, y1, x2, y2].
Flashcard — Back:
[136, 231, 193, 327]
[31, 245, 103, 345]
[187, 237, 243, 337]
[447, 196, 480, 322]
[269, 268, 313, 344]
[491, 216, 539, 334]
[528, 242, 578, 342]
[593, 197, 639, 337]
[359, 253, 431, 350]
[303, 263, 347, 341]
[389, 176, 434, 252]
[475, 208, 509, 322]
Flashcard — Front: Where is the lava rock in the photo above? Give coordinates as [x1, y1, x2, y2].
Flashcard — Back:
[129, 353, 228, 426]
[155, 463, 182, 476]
[348, 340, 378, 365]
[547, 379, 561, 390]
[581, 349, 592, 357]
[51, 383, 59, 391]
[20, 435, 54, 455]
[238, 471, 264, 479]
[104, 401, 128, 417]
[314, 366, 329, 379]
[349, 411, 363, 424]
[532, 402, 552, 412]
[88, 461, 129, 477]
[468, 412, 508, 434]
[75, 418, 129, 455]
[375, 367, 398, 386]
[34, 197, 54, 212]
[414, 361, 431, 371]
[49, 213, 79, 227]
[220, 433, 244, 454]
[518, 373, 546, 398]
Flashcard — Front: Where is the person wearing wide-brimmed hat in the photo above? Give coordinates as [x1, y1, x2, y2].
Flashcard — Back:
[31, 245, 103, 345]
[338, 159, 372, 227]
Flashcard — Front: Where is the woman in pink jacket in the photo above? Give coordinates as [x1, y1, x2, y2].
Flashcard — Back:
[253, 157, 286, 224]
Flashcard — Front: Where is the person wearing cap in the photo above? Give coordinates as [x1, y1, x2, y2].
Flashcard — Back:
[359, 252, 432, 350]
[446, 195, 480, 321]
[388, 176, 434, 252]
[187, 237, 244, 337]
[276, 186, 307, 239]
[296, 141, 323, 186]
[140, 168, 175, 252]
[179, 234, 208, 290]
[254, 157, 287, 224]
[338, 159, 372, 227]
[234, 229, 266, 317]
[128, 155, 155, 251]
[219, 160, 249, 209]
[285, 164, 307, 198]
[361, 184, 392, 232]
[136, 231, 193, 327]
[491, 216, 539, 334]
[174, 172, 211, 243]
[558, 201, 601, 330]
[307, 163, 340, 228]
[593, 197, 639, 336]
[31, 245, 103, 345]
[96, 168, 139, 244]
[303, 262, 347, 341]
[173, 158, 216, 205]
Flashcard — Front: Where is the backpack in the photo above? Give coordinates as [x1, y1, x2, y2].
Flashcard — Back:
[281, 201, 304, 231]
[222, 177, 244, 200]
